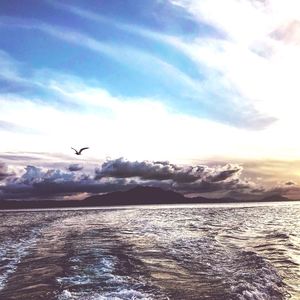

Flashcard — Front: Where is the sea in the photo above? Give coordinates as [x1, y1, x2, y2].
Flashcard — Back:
[0, 202, 299, 300]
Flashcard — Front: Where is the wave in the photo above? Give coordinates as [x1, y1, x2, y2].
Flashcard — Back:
[0, 206, 299, 299]
[58, 288, 155, 300]
[0, 228, 40, 290]
[168, 237, 285, 299]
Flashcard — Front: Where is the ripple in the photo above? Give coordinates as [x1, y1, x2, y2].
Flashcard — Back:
[0, 205, 299, 299]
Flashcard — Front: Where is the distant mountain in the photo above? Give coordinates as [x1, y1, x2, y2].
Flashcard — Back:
[84, 186, 186, 205]
[0, 186, 294, 209]
[84, 186, 243, 205]
[260, 194, 290, 202]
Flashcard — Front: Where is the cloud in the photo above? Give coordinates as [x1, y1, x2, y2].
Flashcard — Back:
[0, 158, 295, 200]
[0, 120, 22, 132]
[0, 49, 24, 82]
[0, 165, 138, 200]
[95, 158, 242, 183]
[255, 179, 300, 200]
[271, 20, 300, 44]
[0, 72, 283, 161]
[49, 2, 275, 129]
[205, 164, 242, 182]
[95, 158, 254, 196]
[0, 15, 274, 129]
[0, 120, 39, 134]
[2, 1, 300, 165]
[0, 154, 41, 161]
[167, 0, 300, 131]
[68, 164, 83, 172]
[0, 163, 14, 181]
[0, 17, 198, 94]
[96, 157, 204, 182]
[0, 159, 251, 200]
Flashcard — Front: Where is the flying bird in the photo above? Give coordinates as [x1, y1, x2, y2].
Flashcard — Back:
[71, 147, 89, 155]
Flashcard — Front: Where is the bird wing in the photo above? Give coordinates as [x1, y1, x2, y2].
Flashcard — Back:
[78, 147, 89, 154]
[71, 147, 78, 153]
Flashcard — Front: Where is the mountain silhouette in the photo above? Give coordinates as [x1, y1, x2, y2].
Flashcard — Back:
[0, 186, 292, 209]
[84, 186, 186, 206]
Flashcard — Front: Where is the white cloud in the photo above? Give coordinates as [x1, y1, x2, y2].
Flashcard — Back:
[0, 17, 199, 96]
[164, 0, 300, 159]
[168, 0, 300, 118]
[1, 67, 299, 164]
[0, 75, 247, 163]
[44, 1, 275, 129]
[0, 15, 273, 129]
[2, 1, 300, 162]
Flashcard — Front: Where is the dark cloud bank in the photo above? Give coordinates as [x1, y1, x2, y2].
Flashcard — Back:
[68, 164, 83, 172]
[0, 158, 297, 201]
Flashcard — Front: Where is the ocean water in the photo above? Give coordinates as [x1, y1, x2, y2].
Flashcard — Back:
[0, 203, 299, 300]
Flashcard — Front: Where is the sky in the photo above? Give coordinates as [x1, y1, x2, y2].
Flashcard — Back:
[1, 0, 300, 201]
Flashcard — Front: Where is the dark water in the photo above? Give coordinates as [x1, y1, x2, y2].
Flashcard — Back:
[0, 203, 299, 300]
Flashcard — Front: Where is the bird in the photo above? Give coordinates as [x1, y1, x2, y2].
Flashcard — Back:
[71, 147, 89, 155]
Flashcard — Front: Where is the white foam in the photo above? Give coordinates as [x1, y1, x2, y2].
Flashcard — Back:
[58, 289, 74, 300]
[0, 229, 40, 290]
[56, 275, 92, 286]
[57, 288, 154, 300]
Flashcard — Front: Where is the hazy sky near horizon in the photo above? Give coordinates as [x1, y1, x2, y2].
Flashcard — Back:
[1, 0, 300, 200]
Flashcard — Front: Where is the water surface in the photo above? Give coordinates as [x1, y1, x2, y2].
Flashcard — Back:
[0, 203, 299, 299]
